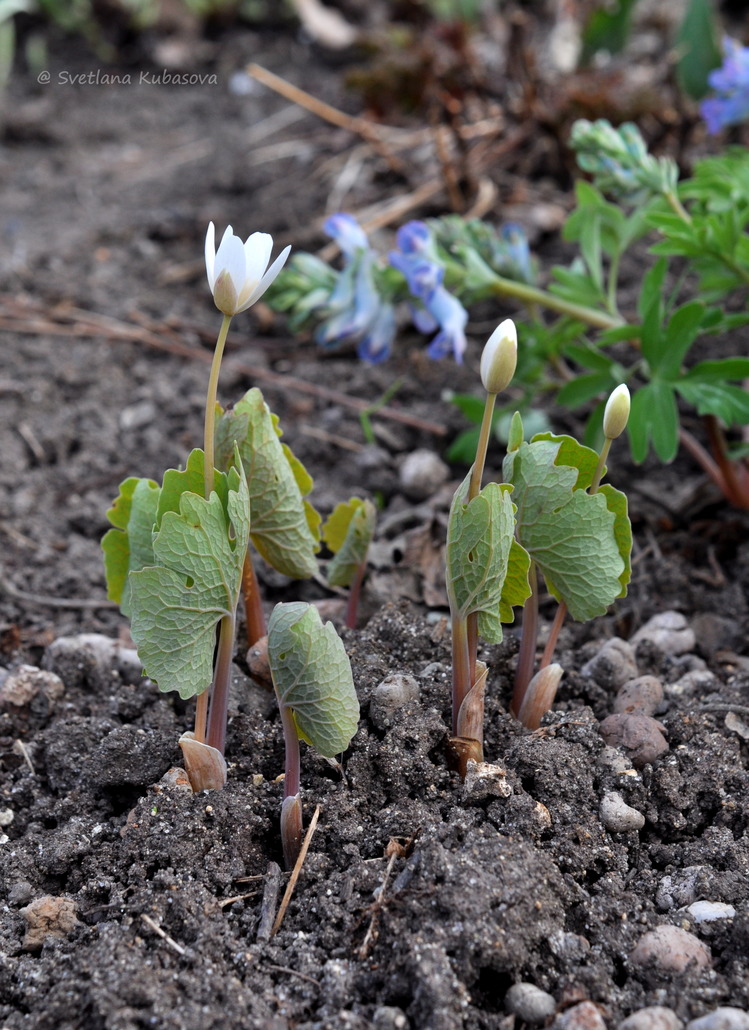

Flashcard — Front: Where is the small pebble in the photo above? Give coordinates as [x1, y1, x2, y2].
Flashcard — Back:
[581, 637, 638, 689]
[462, 761, 512, 802]
[552, 1001, 607, 1030]
[21, 895, 79, 952]
[399, 449, 449, 500]
[373, 1007, 409, 1030]
[505, 982, 557, 1023]
[687, 901, 736, 923]
[600, 791, 645, 833]
[666, 670, 716, 699]
[369, 674, 420, 730]
[8, 882, 34, 907]
[548, 930, 591, 961]
[656, 867, 708, 911]
[0, 665, 64, 710]
[597, 745, 637, 775]
[632, 612, 696, 656]
[630, 925, 711, 974]
[686, 1011, 749, 1030]
[619, 1006, 683, 1030]
[599, 713, 669, 768]
[613, 676, 663, 717]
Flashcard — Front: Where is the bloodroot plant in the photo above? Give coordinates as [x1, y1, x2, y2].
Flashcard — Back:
[103, 224, 360, 866]
[445, 319, 632, 776]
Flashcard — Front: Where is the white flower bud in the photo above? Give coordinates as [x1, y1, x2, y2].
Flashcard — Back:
[480, 318, 517, 395]
[603, 384, 631, 440]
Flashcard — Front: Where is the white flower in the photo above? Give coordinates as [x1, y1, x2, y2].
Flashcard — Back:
[205, 222, 291, 316]
[480, 318, 517, 394]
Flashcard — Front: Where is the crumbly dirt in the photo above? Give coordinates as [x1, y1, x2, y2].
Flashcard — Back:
[1, 17, 749, 1030]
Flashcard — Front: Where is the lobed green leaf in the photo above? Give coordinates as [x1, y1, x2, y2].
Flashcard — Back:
[102, 476, 160, 617]
[129, 457, 251, 700]
[503, 437, 627, 620]
[322, 498, 377, 588]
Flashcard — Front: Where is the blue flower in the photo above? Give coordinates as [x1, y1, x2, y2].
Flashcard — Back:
[389, 221, 469, 363]
[323, 212, 371, 256]
[499, 223, 533, 284]
[700, 37, 749, 134]
[315, 214, 397, 362]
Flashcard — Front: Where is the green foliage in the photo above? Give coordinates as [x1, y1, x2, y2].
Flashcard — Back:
[675, 0, 721, 100]
[102, 476, 160, 618]
[215, 387, 320, 579]
[267, 602, 359, 758]
[581, 0, 640, 65]
[322, 498, 376, 588]
[502, 429, 629, 620]
[445, 473, 529, 643]
[127, 450, 251, 700]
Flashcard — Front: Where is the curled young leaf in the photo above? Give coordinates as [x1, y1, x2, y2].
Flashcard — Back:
[445, 473, 524, 643]
[216, 388, 320, 579]
[322, 497, 377, 588]
[268, 602, 359, 758]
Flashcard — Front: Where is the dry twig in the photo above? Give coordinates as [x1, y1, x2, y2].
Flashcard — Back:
[271, 805, 321, 937]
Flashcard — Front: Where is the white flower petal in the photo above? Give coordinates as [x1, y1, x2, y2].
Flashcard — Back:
[241, 245, 291, 310]
[243, 232, 273, 285]
[214, 233, 246, 304]
[204, 221, 216, 290]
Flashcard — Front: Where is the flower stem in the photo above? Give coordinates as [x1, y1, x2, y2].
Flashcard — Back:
[242, 549, 268, 647]
[590, 439, 612, 495]
[203, 313, 232, 498]
[451, 612, 472, 736]
[488, 276, 621, 330]
[465, 392, 496, 683]
[511, 560, 538, 716]
[194, 690, 209, 743]
[206, 612, 236, 754]
[665, 190, 692, 225]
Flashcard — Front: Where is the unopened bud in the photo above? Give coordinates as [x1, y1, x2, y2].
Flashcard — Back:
[603, 384, 630, 440]
[480, 319, 517, 395]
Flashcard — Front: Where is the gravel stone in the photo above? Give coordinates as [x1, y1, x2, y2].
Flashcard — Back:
[21, 895, 79, 952]
[630, 925, 711, 974]
[552, 1001, 607, 1030]
[581, 637, 638, 689]
[619, 1006, 683, 1030]
[0, 665, 64, 710]
[613, 676, 664, 717]
[687, 901, 736, 923]
[505, 982, 557, 1023]
[600, 791, 646, 832]
[599, 713, 669, 767]
[632, 612, 696, 656]
[369, 673, 420, 730]
[398, 449, 449, 500]
[686, 1011, 749, 1030]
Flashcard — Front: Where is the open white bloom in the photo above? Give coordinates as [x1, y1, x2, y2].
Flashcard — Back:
[480, 318, 517, 395]
[603, 384, 631, 440]
[205, 222, 291, 316]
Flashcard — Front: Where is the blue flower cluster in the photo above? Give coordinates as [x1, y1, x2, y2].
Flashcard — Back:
[701, 37, 749, 135]
[316, 214, 470, 364]
[314, 213, 396, 364]
[389, 221, 468, 363]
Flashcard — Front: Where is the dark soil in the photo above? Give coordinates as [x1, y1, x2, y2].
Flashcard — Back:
[2, 16, 749, 1030]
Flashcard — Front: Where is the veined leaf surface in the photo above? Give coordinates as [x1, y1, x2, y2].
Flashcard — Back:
[445, 473, 520, 643]
[216, 388, 320, 579]
[268, 602, 359, 758]
[503, 436, 627, 620]
[129, 457, 250, 699]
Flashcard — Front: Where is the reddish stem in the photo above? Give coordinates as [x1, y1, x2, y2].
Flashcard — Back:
[703, 416, 749, 509]
[206, 613, 236, 754]
[540, 600, 567, 670]
[242, 549, 268, 647]
[510, 561, 538, 718]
